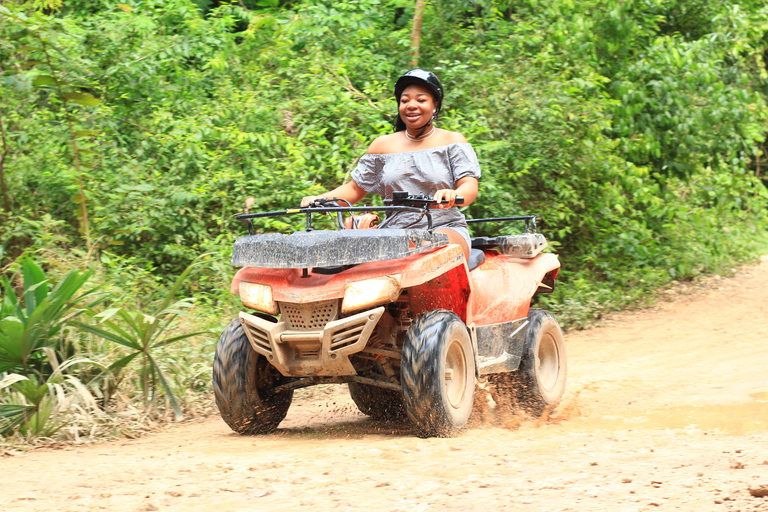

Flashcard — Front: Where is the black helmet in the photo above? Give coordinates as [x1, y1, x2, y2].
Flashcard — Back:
[394, 68, 443, 110]
[393, 69, 444, 133]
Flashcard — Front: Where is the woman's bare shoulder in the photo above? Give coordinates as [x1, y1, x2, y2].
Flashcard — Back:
[367, 133, 400, 154]
[438, 129, 469, 145]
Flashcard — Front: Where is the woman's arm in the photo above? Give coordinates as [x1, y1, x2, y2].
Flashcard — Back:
[300, 180, 367, 207]
[433, 177, 478, 209]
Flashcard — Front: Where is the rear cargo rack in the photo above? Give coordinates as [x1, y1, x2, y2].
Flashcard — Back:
[467, 215, 547, 259]
[466, 215, 537, 233]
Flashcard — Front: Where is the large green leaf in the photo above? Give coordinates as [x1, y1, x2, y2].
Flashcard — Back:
[32, 75, 56, 87]
[22, 258, 47, 316]
[19, 395, 57, 436]
[107, 352, 140, 373]
[98, 319, 137, 347]
[0, 404, 31, 436]
[13, 378, 49, 403]
[62, 92, 101, 107]
[0, 276, 19, 319]
[19, 295, 57, 358]
[0, 404, 30, 419]
[0, 317, 25, 368]
[116, 308, 142, 336]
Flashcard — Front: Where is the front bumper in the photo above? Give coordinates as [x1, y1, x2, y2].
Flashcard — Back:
[238, 306, 385, 377]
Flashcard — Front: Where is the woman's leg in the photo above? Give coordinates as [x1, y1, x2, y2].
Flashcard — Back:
[436, 228, 470, 261]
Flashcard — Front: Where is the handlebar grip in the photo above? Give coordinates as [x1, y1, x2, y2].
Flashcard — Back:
[440, 196, 464, 205]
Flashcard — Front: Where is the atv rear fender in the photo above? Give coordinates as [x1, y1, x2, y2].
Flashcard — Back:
[467, 251, 560, 326]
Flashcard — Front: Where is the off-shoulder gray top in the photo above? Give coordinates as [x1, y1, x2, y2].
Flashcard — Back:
[350, 142, 481, 248]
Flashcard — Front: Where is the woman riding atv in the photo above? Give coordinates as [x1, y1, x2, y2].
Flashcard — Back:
[300, 69, 480, 261]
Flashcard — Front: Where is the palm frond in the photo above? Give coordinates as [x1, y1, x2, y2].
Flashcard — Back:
[70, 321, 141, 350]
[147, 353, 183, 421]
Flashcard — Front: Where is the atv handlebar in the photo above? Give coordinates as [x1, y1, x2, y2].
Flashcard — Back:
[235, 192, 533, 237]
[236, 193, 442, 235]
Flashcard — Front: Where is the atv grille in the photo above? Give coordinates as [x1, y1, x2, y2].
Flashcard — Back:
[280, 300, 338, 330]
[240, 318, 272, 355]
[328, 318, 369, 352]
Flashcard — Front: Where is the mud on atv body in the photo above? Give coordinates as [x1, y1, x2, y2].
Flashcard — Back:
[213, 194, 566, 437]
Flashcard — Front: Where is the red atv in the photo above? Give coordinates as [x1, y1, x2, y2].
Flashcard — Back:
[213, 193, 566, 437]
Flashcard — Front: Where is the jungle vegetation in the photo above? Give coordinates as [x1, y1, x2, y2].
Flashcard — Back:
[1, 0, 767, 441]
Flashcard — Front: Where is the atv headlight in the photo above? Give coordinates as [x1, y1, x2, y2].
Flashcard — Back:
[342, 275, 401, 314]
[239, 282, 278, 315]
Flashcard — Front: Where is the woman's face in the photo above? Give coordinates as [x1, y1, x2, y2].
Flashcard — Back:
[399, 84, 436, 130]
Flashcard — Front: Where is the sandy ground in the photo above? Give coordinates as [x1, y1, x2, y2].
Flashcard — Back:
[2, 258, 768, 512]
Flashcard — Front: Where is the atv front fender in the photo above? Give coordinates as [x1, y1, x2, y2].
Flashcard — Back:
[231, 244, 464, 307]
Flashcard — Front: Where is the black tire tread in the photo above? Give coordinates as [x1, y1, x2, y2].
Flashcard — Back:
[401, 309, 474, 437]
[212, 318, 292, 434]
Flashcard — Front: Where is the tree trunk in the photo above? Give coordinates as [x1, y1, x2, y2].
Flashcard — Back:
[0, 106, 10, 213]
[38, 35, 92, 253]
[409, 0, 427, 68]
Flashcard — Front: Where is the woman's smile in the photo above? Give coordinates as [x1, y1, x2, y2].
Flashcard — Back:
[405, 112, 423, 122]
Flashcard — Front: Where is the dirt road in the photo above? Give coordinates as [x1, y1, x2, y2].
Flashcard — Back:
[2, 258, 768, 512]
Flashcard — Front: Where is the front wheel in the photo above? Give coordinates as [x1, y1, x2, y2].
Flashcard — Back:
[212, 318, 293, 434]
[401, 310, 475, 437]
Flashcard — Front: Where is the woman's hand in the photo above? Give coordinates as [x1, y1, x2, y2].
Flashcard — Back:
[433, 189, 459, 209]
[300, 181, 367, 208]
[300, 195, 325, 207]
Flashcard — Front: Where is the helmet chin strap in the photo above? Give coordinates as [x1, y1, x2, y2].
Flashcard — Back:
[411, 112, 437, 138]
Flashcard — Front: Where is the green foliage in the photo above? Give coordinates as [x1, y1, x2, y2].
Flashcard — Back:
[0, 255, 209, 438]
[72, 257, 211, 420]
[1, 4, 107, 249]
[0, 256, 106, 437]
[0, 258, 97, 375]
[0, 374, 59, 436]
[0, 357, 104, 437]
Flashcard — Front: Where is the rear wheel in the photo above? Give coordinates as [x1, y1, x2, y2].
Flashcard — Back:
[213, 318, 293, 434]
[512, 309, 567, 412]
[401, 310, 475, 437]
[348, 382, 405, 421]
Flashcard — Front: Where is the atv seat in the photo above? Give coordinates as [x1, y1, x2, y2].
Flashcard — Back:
[468, 248, 486, 271]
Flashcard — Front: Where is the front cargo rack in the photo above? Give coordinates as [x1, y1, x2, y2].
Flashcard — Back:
[236, 193, 459, 235]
